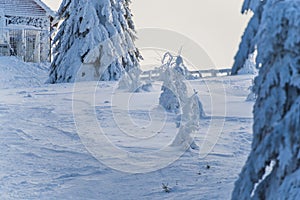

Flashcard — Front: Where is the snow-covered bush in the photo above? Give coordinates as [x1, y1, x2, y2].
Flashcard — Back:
[118, 67, 152, 92]
[48, 0, 141, 83]
[246, 88, 256, 102]
[246, 80, 256, 102]
[232, 0, 300, 199]
[118, 67, 141, 90]
[139, 82, 153, 92]
[237, 52, 258, 75]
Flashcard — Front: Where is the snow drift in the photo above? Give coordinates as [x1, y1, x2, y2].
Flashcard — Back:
[0, 56, 48, 89]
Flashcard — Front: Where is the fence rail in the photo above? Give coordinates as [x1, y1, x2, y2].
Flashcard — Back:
[141, 68, 231, 80]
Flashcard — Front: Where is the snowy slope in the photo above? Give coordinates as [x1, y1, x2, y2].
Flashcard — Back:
[0, 58, 254, 199]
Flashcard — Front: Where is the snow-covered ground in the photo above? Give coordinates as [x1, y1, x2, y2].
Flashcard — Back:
[0, 57, 254, 199]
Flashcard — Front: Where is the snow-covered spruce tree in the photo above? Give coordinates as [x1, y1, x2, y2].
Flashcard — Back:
[159, 65, 184, 114]
[159, 52, 205, 116]
[171, 92, 200, 150]
[231, 0, 266, 75]
[159, 55, 189, 114]
[232, 1, 300, 199]
[47, 0, 140, 83]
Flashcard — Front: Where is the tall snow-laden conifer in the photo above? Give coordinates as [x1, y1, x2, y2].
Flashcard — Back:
[47, 0, 140, 83]
[114, 0, 142, 72]
[231, 0, 266, 75]
[232, 0, 300, 199]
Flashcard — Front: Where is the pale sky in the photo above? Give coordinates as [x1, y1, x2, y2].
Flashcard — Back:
[43, 0, 250, 68]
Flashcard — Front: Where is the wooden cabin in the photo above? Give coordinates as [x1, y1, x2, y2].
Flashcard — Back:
[0, 0, 55, 62]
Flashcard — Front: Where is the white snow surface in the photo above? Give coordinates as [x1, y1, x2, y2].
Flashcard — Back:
[0, 57, 254, 199]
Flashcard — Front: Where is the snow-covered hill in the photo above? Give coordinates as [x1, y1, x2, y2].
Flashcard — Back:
[0, 58, 254, 199]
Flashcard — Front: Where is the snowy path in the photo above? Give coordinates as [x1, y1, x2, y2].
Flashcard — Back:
[0, 74, 254, 199]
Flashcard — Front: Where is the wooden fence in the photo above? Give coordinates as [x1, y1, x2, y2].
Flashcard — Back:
[141, 68, 231, 80]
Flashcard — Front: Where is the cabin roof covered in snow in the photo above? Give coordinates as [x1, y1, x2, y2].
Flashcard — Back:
[0, 0, 55, 18]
